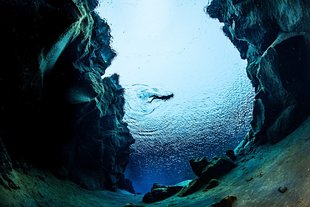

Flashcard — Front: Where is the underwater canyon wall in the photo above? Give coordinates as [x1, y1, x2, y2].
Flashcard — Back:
[0, 0, 134, 191]
[207, 0, 310, 151]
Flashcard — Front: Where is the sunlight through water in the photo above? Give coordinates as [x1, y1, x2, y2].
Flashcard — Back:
[97, 0, 254, 193]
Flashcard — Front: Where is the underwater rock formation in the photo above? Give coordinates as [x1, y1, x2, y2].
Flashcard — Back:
[0, 0, 133, 191]
[142, 183, 183, 203]
[179, 156, 236, 196]
[207, 0, 310, 149]
[141, 155, 236, 202]
[0, 137, 19, 190]
[212, 195, 237, 207]
[189, 157, 209, 177]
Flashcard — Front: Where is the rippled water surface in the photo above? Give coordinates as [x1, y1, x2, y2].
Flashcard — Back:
[98, 0, 254, 193]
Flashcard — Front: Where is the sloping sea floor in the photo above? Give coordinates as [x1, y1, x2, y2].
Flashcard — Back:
[1, 116, 310, 206]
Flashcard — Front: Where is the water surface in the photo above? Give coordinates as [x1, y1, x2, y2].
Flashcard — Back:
[98, 0, 254, 193]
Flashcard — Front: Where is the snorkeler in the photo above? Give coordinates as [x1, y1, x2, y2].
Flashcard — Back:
[148, 93, 174, 103]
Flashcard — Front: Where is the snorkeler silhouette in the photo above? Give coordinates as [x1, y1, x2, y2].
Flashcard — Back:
[148, 93, 174, 103]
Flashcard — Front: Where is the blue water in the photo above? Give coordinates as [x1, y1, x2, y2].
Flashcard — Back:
[97, 0, 254, 193]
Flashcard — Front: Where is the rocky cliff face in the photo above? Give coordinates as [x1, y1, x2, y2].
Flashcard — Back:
[207, 0, 310, 150]
[0, 0, 134, 191]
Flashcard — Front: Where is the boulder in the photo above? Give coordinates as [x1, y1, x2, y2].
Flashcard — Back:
[225, 150, 236, 161]
[204, 179, 219, 191]
[142, 183, 183, 203]
[212, 196, 237, 207]
[189, 157, 209, 176]
[179, 157, 236, 196]
[200, 157, 236, 183]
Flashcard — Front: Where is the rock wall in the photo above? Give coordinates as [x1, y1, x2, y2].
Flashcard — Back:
[206, 0, 310, 150]
[0, 0, 134, 191]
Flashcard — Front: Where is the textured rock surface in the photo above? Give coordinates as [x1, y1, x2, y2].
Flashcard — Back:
[0, 0, 134, 191]
[0, 137, 18, 190]
[212, 195, 237, 207]
[204, 179, 219, 191]
[189, 157, 209, 177]
[143, 183, 183, 203]
[1, 116, 310, 206]
[207, 0, 310, 149]
[179, 156, 236, 196]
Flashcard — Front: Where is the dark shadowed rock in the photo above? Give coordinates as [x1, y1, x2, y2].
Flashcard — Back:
[0, 0, 133, 191]
[124, 203, 144, 207]
[278, 186, 288, 193]
[204, 179, 220, 191]
[178, 178, 204, 197]
[0, 137, 18, 190]
[118, 175, 135, 194]
[226, 150, 236, 161]
[189, 157, 209, 176]
[207, 0, 310, 151]
[179, 157, 236, 196]
[66, 74, 134, 190]
[212, 196, 237, 207]
[143, 183, 183, 203]
[200, 157, 236, 183]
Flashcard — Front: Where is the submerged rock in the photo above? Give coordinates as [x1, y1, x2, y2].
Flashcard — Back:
[200, 157, 236, 182]
[0, 137, 18, 191]
[212, 196, 237, 207]
[0, 0, 134, 191]
[118, 175, 136, 194]
[190, 157, 209, 176]
[66, 74, 135, 190]
[207, 0, 310, 150]
[225, 150, 237, 161]
[204, 179, 220, 191]
[178, 178, 203, 197]
[142, 183, 183, 203]
[124, 203, 145, 207]
[278, 186, 288, 193]
[179, 156, 236, 196]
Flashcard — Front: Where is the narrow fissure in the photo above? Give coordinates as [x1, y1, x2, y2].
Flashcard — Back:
[98, 0, 254, 193]
[1, 0, 310, 206]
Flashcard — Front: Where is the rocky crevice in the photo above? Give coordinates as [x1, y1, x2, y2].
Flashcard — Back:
[0, 137, 18, 191]
[206, 0, 310, 150]
[0, 0, 134, 192]
[140, 0, 310, 204]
